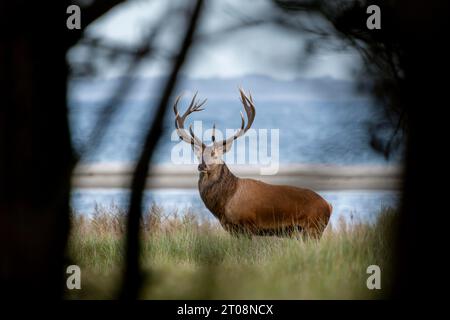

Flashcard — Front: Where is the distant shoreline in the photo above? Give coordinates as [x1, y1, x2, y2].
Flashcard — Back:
[72, 163, 402, 190]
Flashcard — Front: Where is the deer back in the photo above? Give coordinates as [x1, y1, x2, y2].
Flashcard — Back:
[224, 178, 332, 230]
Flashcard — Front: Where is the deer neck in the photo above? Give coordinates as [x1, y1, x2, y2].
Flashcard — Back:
[198, 163, 238, 220]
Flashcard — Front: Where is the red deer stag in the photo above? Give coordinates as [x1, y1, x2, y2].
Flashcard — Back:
[173, 89, 332, 238]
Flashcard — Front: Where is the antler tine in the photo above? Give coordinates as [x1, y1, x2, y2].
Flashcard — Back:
[193, 98, 207, 112]
[173, 95, 182, 118]
[187, 91, 198, 112]
[217, 111, 245, 148]
[174, 95, 187, 132]
[173, 93, 206, 148]
[239, 88, 256, 130]
[187, 92, 207, 112]
[213, 88, 256, 150]
[236, 111, 245, 138]
[189, 123, 204, 148]
[211, 123, 216, 142]
[228, 111, 245, 141]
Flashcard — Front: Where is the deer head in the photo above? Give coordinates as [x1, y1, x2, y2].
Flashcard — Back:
[173, 88, 256, 179]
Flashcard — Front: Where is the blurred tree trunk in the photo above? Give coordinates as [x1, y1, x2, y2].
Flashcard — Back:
[0, 2, 74, 298]
[0, 0, 128, 299]
[392, 0, 450, 298]
[120, 0, 205, 299]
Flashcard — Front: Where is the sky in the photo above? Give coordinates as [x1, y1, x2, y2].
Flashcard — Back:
[71, 0, 361, 80]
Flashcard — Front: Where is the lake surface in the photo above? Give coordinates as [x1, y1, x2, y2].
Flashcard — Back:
[68, 76, 402, 165]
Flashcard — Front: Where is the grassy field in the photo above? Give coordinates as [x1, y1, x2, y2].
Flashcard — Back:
[67, 204, 396, 299]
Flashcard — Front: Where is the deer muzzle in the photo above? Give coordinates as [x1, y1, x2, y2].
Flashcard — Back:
[198, 163, 207, 173]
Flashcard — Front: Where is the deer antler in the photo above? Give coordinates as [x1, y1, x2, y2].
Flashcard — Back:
[173, 92, 206, 149]
[213, 88, 256, 149]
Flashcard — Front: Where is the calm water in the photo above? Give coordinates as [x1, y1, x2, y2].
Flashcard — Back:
[69, 98, 399, 164]
[68, 77, 402, 165]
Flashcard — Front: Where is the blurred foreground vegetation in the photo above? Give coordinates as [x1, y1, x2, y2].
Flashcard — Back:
[67, 205, 396, 299]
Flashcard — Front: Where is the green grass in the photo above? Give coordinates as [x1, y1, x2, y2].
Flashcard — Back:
[67, 204, 396, 299]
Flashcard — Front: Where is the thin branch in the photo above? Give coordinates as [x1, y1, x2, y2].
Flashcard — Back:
[120, 0, 205, 299]
[78, 37, 153, 56]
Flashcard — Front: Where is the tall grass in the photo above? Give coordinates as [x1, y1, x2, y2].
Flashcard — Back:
[67, 204, 396, 299]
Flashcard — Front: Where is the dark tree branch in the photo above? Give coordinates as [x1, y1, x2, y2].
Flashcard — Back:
[77, 37, 151, 56]
[120, 0, 205, 299]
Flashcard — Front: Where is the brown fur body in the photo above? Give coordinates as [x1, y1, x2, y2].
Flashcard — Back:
[199, 164, 332, 238]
